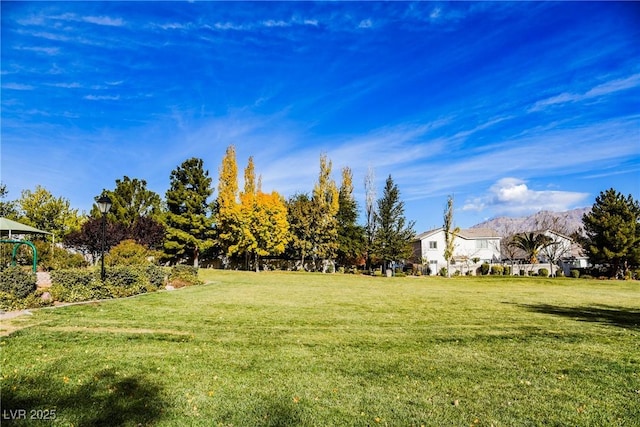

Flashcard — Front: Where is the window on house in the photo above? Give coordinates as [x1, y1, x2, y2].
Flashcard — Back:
[429, 241, 437, 249]
[476, 239, 488, 249]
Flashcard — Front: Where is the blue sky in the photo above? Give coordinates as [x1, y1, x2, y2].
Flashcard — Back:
[2, 1, 639, 232]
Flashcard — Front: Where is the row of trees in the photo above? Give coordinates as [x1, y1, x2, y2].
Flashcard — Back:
[1, 148, 416, 272]
[1, 153, 638, 277]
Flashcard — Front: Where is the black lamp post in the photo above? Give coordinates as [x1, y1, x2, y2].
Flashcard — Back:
[96, 195, 112, 281]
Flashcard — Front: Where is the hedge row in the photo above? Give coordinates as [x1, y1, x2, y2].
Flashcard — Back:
[1, 264, 203, 309]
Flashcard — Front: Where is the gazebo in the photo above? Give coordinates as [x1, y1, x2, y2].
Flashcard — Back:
[0, 217, 53, 272]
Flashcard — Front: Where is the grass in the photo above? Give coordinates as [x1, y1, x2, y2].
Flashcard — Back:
[1, 271, 639, 426]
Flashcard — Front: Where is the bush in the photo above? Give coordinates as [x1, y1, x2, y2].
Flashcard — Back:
[0, 266, 37, 299]
[439, 267, 448, 277]
[50, 266, 164, 303]
[570, 269, 580, 278]
[490, 265, 504, 276]
[503, 266, 512, 276]
[169, 265, 203, 287]
[480, 263, 490, 276]
[106, 239, 156, 266]
[395, 272, 406, 277]
[538, 268, 549, 278]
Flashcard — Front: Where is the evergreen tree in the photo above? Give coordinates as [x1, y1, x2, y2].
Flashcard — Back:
[97, 176, 162, 227]
[164, 157, 215, 267]
[582, 188, 640, 278]
[373, 175, 415, 272]
[336, 167, 365, 268]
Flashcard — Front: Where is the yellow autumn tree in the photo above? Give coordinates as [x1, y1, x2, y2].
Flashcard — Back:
[311, 154, 339, 271]
[216, 145, 242, 262]
[235, 156, 290, 271]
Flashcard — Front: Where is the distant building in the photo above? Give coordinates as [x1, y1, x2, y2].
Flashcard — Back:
[412, 228, 501, 275]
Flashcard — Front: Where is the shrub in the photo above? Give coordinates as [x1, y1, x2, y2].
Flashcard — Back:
[439, 267, 448, 277]
[106, 239, 152, 266]
[480, 263, 490, 276]
[395, 272, 406, 277]
[169, 265, 203, 287]
[490, 265, 504, 276]
[538, 268, 549, 278]
[50, 266, 164, 303]
[50, 269, 106, 302]
[503, 266, 512, 276]
[145, 264, 166, 289]
[570, 269, 580, 278]
[0, 266, 37, 299]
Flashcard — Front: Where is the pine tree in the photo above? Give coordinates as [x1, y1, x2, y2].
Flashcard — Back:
[164, 157, 215, 267]
[102, 176, 162, 228]
[336, 167, 365, 268]
[582, 188, 640, 278]
[373, 175, 415, 273]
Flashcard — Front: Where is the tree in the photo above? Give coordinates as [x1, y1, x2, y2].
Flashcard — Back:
[443, 195, 460, 278]
[286, 193, 315, 270]
[0, 183, 18, 219]
[509, 232, 552, 273]
[336, 167, 365, 267]
[364, 166, 377, 270]
[64, 217, 128, 264]
[310, 154, 339, 271]
[163, 158, 215, 267]
[248, 191, 289, 271]
[535, 213, 573, 277]
[372, 175, 415, 273]
[582, 188, 640, 278]
[97, 176, 162, 227]
[216, 146, 242, 263]
[17, 185, 82, 240]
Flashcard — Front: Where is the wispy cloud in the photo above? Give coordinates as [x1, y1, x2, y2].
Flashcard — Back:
[84, 94, 120, 101]
[2, 83, 35, 90]
[463, 178, 589, 215]
[529, 73, 640, 112]
[81, 16, 125, 27]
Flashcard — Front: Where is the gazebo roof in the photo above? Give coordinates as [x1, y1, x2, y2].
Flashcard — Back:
[0, 217, 52, 236]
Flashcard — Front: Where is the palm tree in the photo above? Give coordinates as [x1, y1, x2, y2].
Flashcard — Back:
[508, 232, 552, 273]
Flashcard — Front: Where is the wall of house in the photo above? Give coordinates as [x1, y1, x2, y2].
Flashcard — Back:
[416, 231, 501, 275]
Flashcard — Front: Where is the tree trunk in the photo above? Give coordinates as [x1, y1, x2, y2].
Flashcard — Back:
[193, 246, 199, 268]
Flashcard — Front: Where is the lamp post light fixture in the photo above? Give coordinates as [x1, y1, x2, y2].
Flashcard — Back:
[96, 194, 112, 282]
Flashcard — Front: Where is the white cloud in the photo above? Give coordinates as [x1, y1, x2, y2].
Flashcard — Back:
[81, 16, 125, 27]
[529, 73, 640, 112]
[358, 19, 373, 29]
[84, 94, 120, 101]
[2, 83, 35, 90]
[463, 178, 589, 215]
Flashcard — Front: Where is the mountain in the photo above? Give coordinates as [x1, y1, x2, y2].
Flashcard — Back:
[471, 207, 590, 237]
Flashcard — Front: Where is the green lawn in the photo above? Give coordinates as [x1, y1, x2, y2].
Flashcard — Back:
[1, 271, 639, 426]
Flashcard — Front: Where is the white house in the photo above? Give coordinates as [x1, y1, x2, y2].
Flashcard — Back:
[412, 228, 501, 275]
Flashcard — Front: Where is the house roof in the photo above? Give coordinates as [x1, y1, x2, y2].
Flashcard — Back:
[414, 227, 500, 241]
[457, 228, 500, 239]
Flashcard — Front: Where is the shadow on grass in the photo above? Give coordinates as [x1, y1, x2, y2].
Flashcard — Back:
[521, 304, 640, 330]
[2, 368, 164, 426]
